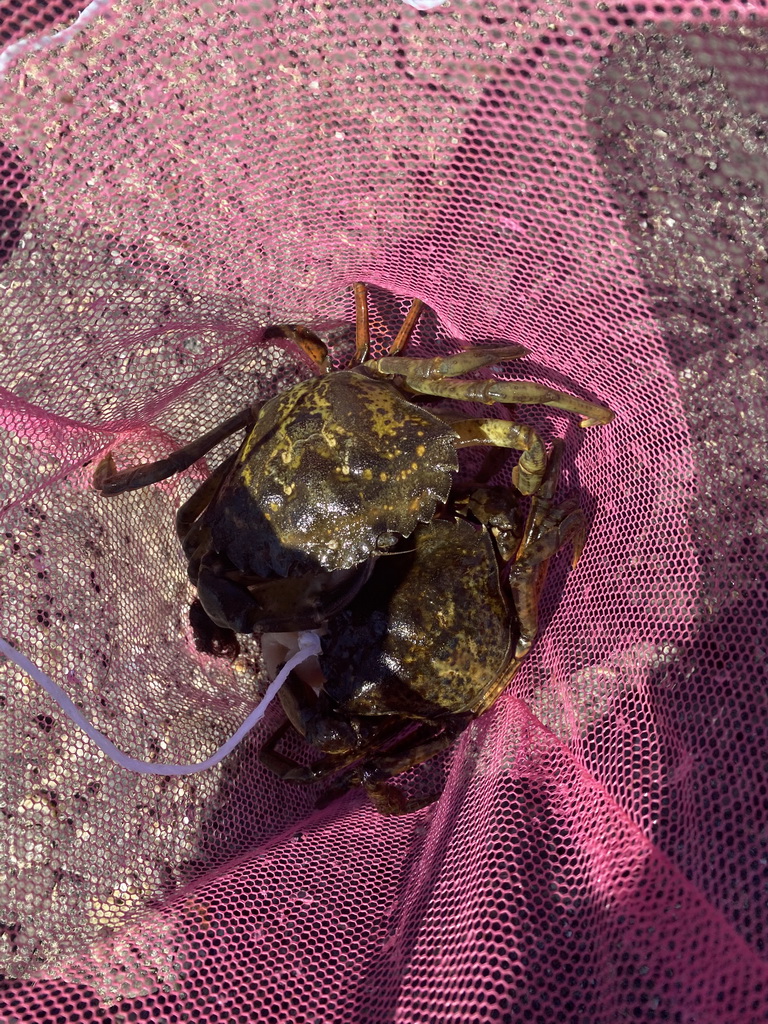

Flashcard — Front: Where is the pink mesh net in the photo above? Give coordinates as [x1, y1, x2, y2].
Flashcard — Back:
[0, 0, 766, 1019]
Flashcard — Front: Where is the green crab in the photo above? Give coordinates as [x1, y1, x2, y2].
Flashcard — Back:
[260, 441, 584, 814]
[94, 284, 612, 641]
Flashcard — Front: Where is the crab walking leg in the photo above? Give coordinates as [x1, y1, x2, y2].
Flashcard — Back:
[352, 282, 371, 365]
[260, 715, 406, 785]
[451, 417, 547, 495]
[357, 717, 473, 815]
[518, 438, 564, 554]
[359, 715, 473, 782]
[259, 721, 348, 783]
[368, 343, 527, 380]
[516, 502, 587, 573]
[389, 296, 425, 355]
[396, 375, 615, 429]
[509, 505, 587, 659]
[92, 406, 257, 495]
[515, 439, 584, 565]
[175, 450, 239, 540]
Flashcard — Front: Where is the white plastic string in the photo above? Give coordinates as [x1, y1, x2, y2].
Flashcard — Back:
[0, 0, 114, 77]
[0, 631, 321, 776]
[0, 0, 444, 78]
[401, 0, 447, 9]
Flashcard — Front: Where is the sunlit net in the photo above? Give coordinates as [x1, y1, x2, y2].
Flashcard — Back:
[0, 1, 766, 1020]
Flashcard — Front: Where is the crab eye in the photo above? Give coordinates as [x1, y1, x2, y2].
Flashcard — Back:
[376, 532, 400, 552]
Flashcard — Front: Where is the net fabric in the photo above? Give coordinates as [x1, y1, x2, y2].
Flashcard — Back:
[0, 0, 765, 1020]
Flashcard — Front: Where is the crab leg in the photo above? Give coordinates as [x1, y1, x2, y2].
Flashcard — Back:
[518, 437, 562, 554]
[356, 716, 474, 814]
[259, 721, 345, 783]
[369, 343, 526, 380]
[518, 502, 586, 571]
[508, 504, 586, 660]
[389, 296, 425, 355]
[506, 443, 587, 658]
[175, 450, 239, 540]
[514, 441, 586, 567]
[450, 417, 547, 495]
[357, 715, 472, 782]
[259, 715, 400, 785]
[93, 405, 257, 495]
[397, 375, 614, 428]
[352, 282, 371, 365]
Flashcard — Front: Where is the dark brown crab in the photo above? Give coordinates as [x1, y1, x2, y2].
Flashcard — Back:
[93, 284, 612, 641]
[260, 441, 585, 814]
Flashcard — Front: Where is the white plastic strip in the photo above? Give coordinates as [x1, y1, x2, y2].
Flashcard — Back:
[0, 631, 321, 775]
[0, 0, 113, 77]
[0, 0, 446, 79]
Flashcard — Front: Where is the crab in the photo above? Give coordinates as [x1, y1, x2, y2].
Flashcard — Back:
[93, 283, 613, 641]
[259, 441, 584, 814]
